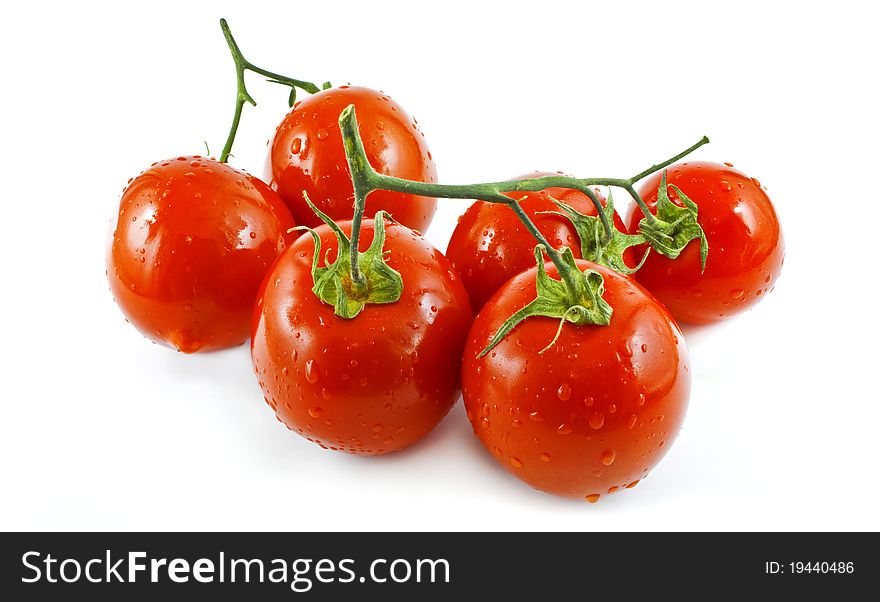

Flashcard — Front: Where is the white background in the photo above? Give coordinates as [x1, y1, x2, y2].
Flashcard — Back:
[2, 0, 878, 531]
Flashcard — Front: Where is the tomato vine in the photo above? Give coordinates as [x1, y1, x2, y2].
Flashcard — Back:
[218, 18, 330, 163]
[290, 104, 712, 353]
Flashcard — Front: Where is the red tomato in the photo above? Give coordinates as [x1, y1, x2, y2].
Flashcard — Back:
[462, 261, 689, 501]
[626, 161, 784, 324]
[268, 86, 437, 232]
[107, 156, 296, 353]
[446, 175, 628, 312]
[251, 220, 472, 455]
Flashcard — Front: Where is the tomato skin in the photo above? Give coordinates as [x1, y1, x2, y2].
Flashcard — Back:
[447, 176, 628, 312]
[626, 161, 784, 324]
[462, 261, 689, 500]
[107, 156, 296, 353]
[251, 221, 472, 455]
[268, 86, 437, 232]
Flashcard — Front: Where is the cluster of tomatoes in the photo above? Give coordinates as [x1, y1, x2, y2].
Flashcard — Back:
[107, 22, 784, 503]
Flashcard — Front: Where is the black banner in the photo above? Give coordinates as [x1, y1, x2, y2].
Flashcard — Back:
[1, 533, 876, 599]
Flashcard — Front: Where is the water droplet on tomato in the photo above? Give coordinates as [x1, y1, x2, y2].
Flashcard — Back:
[730, 288, 745, 299]
[585, 494, 600, 503]
[627, 414, 638, 429]
[626, 479, 640, 489]
[290, 138, 302, 154]
[556, 423, 573, 435]
[539, 452, 551, 462]
[316, 128, 329, 141]
[308, 407, 323, 418]
[556, 383, 571, 401]
[509, 456, 523, 468]
[305, 359, 321, 384]
[600, 449, 616, 465]
[589, 412, 605, 430]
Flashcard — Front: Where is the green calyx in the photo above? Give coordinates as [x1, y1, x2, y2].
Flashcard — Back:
[293, 195, 403, 319]
[638, 171, 709, 271]
[479, 246, 613, 357]
[542, 191, 649, 275]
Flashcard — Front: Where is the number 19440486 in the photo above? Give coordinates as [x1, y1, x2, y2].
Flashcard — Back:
[765, 561, 855, 575]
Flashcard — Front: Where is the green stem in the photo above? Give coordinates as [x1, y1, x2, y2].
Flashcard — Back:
[337, 104, 709, 299]
[558, 135, 709, 224]
[339, 106, 584, 290]
[629, 136, 710, 183]
[625, 184, 653, 224]
[339, 107, 374, 285]
[365, 173, 614, 236]
[507, 201, 582, 293]
[218, 18, 324, 163]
